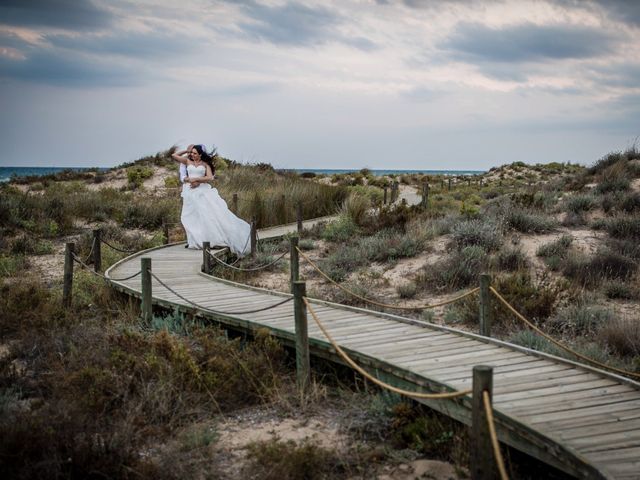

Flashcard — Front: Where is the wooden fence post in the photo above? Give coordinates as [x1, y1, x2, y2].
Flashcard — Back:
[479, 274, 492, 337]
[63, 242, 74, 308]
[162, 221, 169, 245]
[441, 179, 445, 190]
[421, 183, 429, 208]
[472, 365, 496, 480]
[296, 203, 303, 233]
[250, 218, 257, 257]
[141, 257, 152, 322]
[293, 281, 310, 392]
[92, 229, 102, 273]
[281, 194, 287, 223]
[383, 186, 388, 205]
[232, 193, 238, 215]
[290, 236, 299, 293]
[202, 241, 211, 275]
[448, 178, 452, 191]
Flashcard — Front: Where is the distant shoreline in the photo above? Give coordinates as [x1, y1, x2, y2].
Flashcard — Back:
[1, 166, 485, 183]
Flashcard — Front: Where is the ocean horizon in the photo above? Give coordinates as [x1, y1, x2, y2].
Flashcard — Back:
[1, 166, 485, 183]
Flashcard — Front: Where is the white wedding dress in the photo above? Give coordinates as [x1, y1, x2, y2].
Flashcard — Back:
[181, 164, 251, 256]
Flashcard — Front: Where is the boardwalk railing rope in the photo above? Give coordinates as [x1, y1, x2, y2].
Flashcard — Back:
[297, 246, 480, 311]
[303, 297, 472, 400]
[149, 271, 293, 316]
[100, 238, 137, 254]
[206, 248, 289, 272]
[490, 286, 640, 380]
[483, 390, 509, 480]
[72, 253, 142, 282]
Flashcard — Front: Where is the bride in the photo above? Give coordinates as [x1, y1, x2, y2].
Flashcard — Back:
[171, 144, 250, 256]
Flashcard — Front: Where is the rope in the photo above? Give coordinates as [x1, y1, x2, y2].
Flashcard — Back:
[100, 238, 137, 254]
[297, 247, 480, 310]
[207, 248, 288, 272]
[303, 297, 472, 400]
[150, 271, 293, 315]
[490, 287, 640, 379]
[71, 253, 142, 282]
[483, 390, 509, 480]
[82, 240, 95, 264]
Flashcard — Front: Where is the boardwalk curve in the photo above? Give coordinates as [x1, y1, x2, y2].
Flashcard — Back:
[105, 221, 640, 480]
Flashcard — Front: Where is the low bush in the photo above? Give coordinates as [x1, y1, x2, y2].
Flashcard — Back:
[495, 246, 528, 271]
[536, 235, 573, 270]
[396, 281, 418, 299]
[563, 250, 637, 287]
[602, 216, 640, 240]
[451, 219, 502, 251]
[419, 246, 489, 291]
[547, 302, 615, 336]
[602, 280, 637, 300]
[598, 317, 640, 357]
[126, 166, 154, 189]
[564, 194, 596, 214]
[322, 215, 360, 243]
[503, 208, 557, 233]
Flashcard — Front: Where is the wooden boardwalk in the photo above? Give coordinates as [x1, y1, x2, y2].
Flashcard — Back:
[106, 221, 640, 480]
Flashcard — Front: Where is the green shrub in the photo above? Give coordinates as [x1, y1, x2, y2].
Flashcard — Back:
[244, 437, 341, 480]
[508, 330, 563, 356]
[397, 281, 418, 299]
[602, 281, 637, 300]
[564, 194, 596, 214]
[598, 317, 640, 357]
[602, 216, 640, 240]
[504, 209, 557, 233]
[493, 272, 561, 324]
[322, 215, 359, 243]
[126, 166, 154, 189]
[451, 219, 502, 251]
[548, 302, 615, 336]
[536, 235, 573, 260]
[420, 246, 489, 291]
[495, 246, 529, 271]
[563, 250, 637, 287]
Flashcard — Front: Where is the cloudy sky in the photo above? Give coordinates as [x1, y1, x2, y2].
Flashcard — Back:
[1, 0, 639, 170]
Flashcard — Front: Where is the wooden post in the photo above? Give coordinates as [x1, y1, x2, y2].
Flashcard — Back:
[63, 242, 74, 308]
[448, 178, 452, 191]
[472, 365, 496, 480]
[202, 241, 211, 275]
[468, 177, 471, 187]
[250, 218, 257, 257]
[141, 257, 152, 322]
[296, 203, 303, 233]
[441, 179, 445, 190]
[383, 186, 388, 205]
[290, 236, 299, 293]
[421, 183, 429, 207]
[293, 281, 310, 392]
[92, 229, 101, 273]
[162, 221, 169, 245]
[232, 193, 238, 215]
[479, 274, 492, 337]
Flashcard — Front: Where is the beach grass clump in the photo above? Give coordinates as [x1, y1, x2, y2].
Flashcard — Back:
[122, 197, 178, 230]
[600, 191, 640, 214]
[322, 214, 360, 243]
[244, 437, 343, 480]
[494, 246, 529, 272]
[598, 317, 640, 357]
[359, 229, 424, 263]
[341, 193, 371, 225]
[562, 249, 637, 287]
[126, 165, 154, 189]
[493, 272, 562, 325]
[396, 281, 418, 299]
[508, 330, 563, 357]
[0, 254, 29, 278]
[601, 216, 640, 240]
[451, 219, 502, 251]
[547, 301, 615, 336]
[503, 208, 557, 233]
[10, 235, 54, 255]
[602, 280, 637, 300]
[419, 245, 488, 291]
[563, 194, 597, 214]
[536, 234, 573, 270]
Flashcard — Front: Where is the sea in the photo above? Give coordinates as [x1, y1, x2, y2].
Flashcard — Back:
[0, 166, 485, 183]
[0, 166, 108, 183]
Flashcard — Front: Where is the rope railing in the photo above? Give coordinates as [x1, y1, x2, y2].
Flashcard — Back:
[72, 253, 142, 282]
[483, 390, 510, 480]
[490, 286, 640, 380]
[207, 248, 289, 272]
[296, 247, 480, 311]
[100, 238, 137, 254]
[303, 297, 472, 400]
[150, 271, 293, 316]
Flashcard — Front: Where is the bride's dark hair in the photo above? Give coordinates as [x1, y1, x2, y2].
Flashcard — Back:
[193, 144, 217, 175]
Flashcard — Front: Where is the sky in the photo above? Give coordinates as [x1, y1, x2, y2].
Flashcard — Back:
[1, 0, 639, 170]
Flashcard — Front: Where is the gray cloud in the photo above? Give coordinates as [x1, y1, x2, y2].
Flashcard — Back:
[589, 0, 640, 27]
[0, 0, 113, 30]
[0, 48, 138, 87]
[234, 1, 377, 50]
[46, 31, 195, 59]
[441, 22, 619, 64]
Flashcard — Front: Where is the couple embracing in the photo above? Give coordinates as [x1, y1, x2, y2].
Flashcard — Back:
[172, 144, 250, 257]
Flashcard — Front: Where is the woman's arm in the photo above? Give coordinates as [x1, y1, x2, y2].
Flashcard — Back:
[191, 164, 215, 184]
[171, 144, 193, 165]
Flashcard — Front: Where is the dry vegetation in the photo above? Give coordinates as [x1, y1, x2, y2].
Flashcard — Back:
[2, 147, 639, 478]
